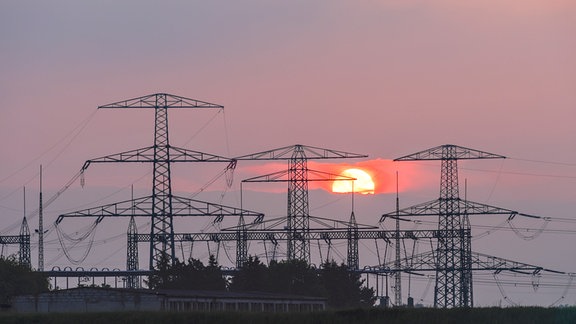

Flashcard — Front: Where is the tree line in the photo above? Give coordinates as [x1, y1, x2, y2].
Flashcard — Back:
[147, 255, 376, 309]
[0, 256, 49, 306]
[0, 254, 375, 310]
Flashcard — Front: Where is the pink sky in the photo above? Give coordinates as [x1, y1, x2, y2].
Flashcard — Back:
[1, 1, 576, 306]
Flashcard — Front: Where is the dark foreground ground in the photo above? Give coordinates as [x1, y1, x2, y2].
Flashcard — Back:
[1, 307, 575, 324]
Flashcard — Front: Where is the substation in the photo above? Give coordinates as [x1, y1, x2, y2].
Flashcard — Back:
[2, 93, 574, 309]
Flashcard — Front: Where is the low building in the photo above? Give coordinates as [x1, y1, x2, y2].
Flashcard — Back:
[12, 287, 326, 313]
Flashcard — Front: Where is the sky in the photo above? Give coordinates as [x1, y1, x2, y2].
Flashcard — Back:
[1, 0, 576, 306]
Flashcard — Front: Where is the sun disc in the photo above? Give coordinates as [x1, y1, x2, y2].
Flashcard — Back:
[332, 168, 375, 194]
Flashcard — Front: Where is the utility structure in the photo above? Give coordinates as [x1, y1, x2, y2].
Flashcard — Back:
[126, 215, 139, 288]
[57, 93, 263, 277]
[233, 144, 368, 266]
[0, 219, 30, 267]
[134, 226, 464, 266]
[393, 172, 402, 307]
[38, 165, 45, 271]
[0, 188, 31, 267]
[380, 144, 540, 308]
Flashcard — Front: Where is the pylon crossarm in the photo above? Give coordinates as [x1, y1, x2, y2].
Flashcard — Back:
[380, 199, 441, 222]
[57, 196, 154, 223]
[242, 170, 289, 182]
[98, 93, 224, 109]
[307, 170, 356, 182]
[171, 195, 264, 219]
[471, 252, 564, 274]
[380, 198, 530, 222]
[460, 200, 529, 217]
[394, 144, 506, 161]
[296, 145, 368, 159]
[84, 147, 156, 167]
[242, 169, 356, 183]
[57, 195, 263, 223]
[380, 250, 564, 275]
[308, 215, 375, 230]
[169, 146, 234, 163]
[83, 146, 233, 168]
[234, 144, 367, 161]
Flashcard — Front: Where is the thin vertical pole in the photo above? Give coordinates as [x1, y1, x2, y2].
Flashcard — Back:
[38, 165, 44, 271]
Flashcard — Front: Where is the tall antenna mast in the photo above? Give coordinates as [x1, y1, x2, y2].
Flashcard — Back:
[394, 171, 402, 306]
[38, 165, 44, 271]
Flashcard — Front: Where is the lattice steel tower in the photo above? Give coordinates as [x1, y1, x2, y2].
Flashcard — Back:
[388, 144, 505, 308]
[236, 144, 367, 263]
[58, 93, 263, 271]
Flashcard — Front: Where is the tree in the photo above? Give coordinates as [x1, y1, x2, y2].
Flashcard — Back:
[319, 260, 376, 309]
[267, 259, 324, 297]
[229, 256, 268, 291]
[0, 256, 49, 304]
[230, 257, 375, 309]
[146, 255, 226, 291]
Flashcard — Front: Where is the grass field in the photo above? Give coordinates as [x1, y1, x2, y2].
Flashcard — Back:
[1, 307, 575, 324]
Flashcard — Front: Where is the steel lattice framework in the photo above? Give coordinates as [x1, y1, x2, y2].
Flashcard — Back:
[19, 217, 31, 268]
[57, 93, 263, 271]
[0, 218, 30, 267]
[126, 216, 139, 288]
[367, 249, 563, 275]
[287, 146, 310, 261]
[234, 144, 367, 264]
[347, 211, 359, 270]
[381, 144, 510, 308]
[134, 228, 463, 246]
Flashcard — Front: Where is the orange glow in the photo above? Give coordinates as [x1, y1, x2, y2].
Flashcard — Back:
[237, 158, 434, 195]
[332, 168, 375, 194]
[309, 159, 397, 194]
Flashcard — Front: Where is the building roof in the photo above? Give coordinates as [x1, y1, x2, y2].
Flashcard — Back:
[27, 287, 326, 302]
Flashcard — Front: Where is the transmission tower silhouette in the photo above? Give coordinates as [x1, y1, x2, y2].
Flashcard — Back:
[381, 144, 536, 308]
[57, 93, 263, 272]
[234, 144, 367, 264]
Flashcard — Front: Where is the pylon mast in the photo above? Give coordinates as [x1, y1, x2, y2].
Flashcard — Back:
[235, 144, 367, 264]
[394, 172, 401, 306]
[58, 93, 263, 271]
[287, 146, 310, 261]
[382, 144, 506, 308]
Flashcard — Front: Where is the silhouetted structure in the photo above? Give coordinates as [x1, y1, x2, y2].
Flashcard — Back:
[381, 144, 550, 308]
[56, 93, 262, 271]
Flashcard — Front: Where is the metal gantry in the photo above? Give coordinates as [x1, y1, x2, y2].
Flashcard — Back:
[0, 218, 30, 267]
[134, 228, 462, 248]
[57, 93, 263, 271]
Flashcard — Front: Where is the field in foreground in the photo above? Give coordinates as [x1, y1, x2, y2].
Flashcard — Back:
[1, 307, 575, 324]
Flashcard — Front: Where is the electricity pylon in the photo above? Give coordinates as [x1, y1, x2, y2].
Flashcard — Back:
[57, 93, 263, 271]
[380, 144, 531, 308]
[235, 144, 368, 264]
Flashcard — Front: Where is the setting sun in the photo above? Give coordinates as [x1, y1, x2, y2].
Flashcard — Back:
[332, 168, 375, 194]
